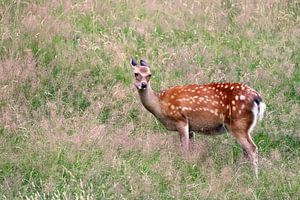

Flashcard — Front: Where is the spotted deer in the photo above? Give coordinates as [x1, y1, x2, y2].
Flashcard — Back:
[131, 58, 266, 178]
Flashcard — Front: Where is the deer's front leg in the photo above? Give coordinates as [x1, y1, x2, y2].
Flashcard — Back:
[176, 121, 189, 151]
[189, 131, 195, 150]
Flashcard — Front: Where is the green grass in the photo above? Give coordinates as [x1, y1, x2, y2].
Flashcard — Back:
[0, 0, 300, 199]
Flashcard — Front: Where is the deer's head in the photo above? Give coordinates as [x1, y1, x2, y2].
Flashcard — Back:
[131, 58, 152, 90]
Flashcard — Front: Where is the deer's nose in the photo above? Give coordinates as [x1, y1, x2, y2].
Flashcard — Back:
[141, 82, 147, 89]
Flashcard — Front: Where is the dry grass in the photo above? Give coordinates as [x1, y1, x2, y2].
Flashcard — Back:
[0, 0, 299, 199]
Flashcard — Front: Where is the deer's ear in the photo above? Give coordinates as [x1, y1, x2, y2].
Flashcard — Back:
[131, 58, 138, 68]
[140, 59, 148, 67]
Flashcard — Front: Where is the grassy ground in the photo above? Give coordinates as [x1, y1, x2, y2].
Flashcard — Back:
[0, 0, 299, 199]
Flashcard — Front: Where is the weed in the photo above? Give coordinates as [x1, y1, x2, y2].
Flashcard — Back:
[98, 107, 112, 123]
[0, 0, 300, 199]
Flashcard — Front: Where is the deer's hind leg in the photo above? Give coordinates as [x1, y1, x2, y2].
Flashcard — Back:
[229, 116, 259, 178]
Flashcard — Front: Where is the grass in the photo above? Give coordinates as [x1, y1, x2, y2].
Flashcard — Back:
[0, 0, 300, 199]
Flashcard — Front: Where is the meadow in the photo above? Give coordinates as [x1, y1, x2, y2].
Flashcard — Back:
[0, 0, 299, 199]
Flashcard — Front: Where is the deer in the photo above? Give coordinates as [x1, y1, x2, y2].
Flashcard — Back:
[130, 58, 266, 178]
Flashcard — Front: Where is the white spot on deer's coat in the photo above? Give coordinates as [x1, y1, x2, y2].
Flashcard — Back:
[171, 105, 175, 109]
[230, 86, 234, 90]
[235, 95, 239, 100]
[232, 100, 235, 105]
[224, 85, 228, 88]
[240, 95, 246, 100]
[171, 95, 174, 99]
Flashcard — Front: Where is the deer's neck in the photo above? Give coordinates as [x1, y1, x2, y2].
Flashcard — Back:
[138, 85, 162, 118]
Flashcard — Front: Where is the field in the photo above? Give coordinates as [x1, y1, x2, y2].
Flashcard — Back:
[0, 0, 300, 199]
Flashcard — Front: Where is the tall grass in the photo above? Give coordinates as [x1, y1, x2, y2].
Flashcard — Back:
[0, 0, 299, 199]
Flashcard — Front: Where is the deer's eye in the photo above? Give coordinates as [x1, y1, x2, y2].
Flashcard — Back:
[134, 73, 139, 77]
[148, 74, 152, 78]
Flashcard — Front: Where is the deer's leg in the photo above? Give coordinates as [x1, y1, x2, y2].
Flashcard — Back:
[243, 149, 249, 159]
[238, 148, 250, 165]
[176, 121, 189, 151]
[231, 129, 258, 178]
[238, 134, 258, 178]
[189, 131, 195, 141]
[230, 117, 259, 179]
[246, 133, 258, 178]
[189, 131, 195, 149]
